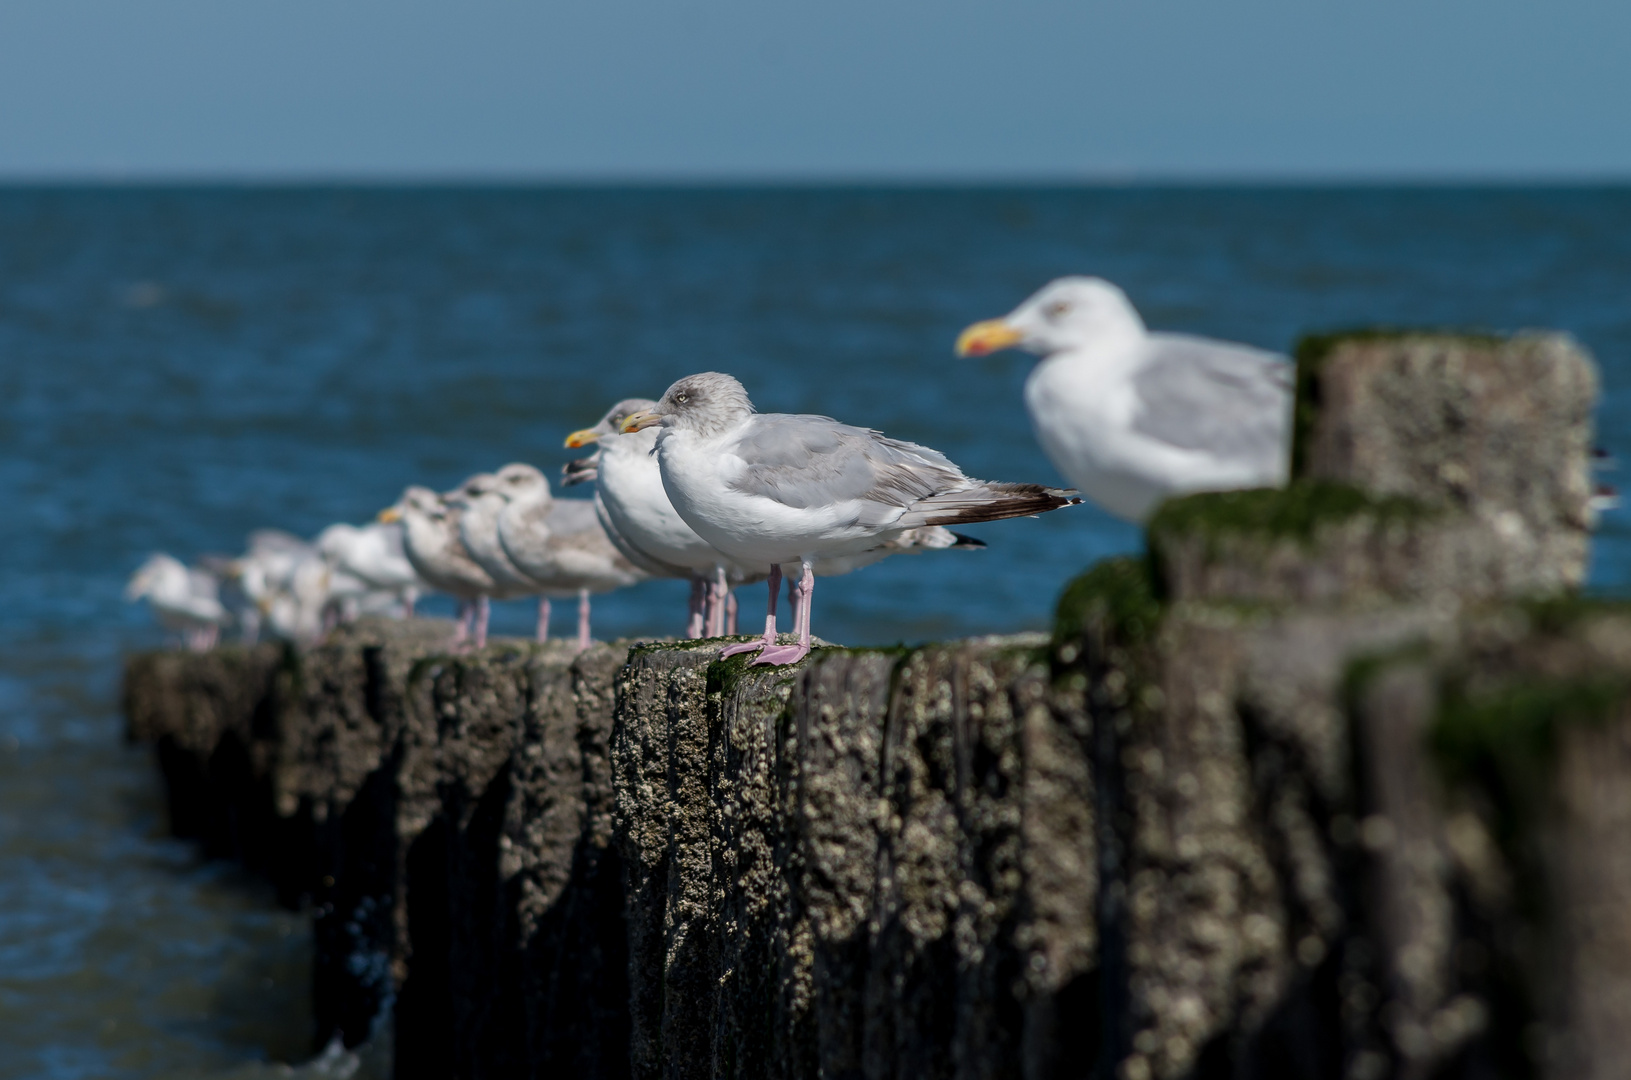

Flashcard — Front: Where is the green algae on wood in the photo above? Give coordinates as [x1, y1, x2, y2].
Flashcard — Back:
[1053, 556, 1162, 652]
[1147, 481, 1434, 551]
[1518, 594, 1631, 635]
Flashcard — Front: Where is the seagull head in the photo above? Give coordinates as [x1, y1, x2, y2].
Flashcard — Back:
[566, 398, 658, 449]
[126, 554, 169, 601]
[442, 472, 498, 510]
[956, 276, 1146, 358]
[379, 485, 442, 523]
[491, 462, 550, 504]
[621, 372, 753, 438]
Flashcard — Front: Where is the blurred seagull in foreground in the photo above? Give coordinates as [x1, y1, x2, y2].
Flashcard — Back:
[126, 553, 231, 651]
[957, 276, 1294, 523]
[619, 372, 1077, 666]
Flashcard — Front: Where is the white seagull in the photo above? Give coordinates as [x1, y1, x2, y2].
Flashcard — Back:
[568, 398, 988, 642]
[126, 553, 231, 651]
[620, 372, 1077, 666]
[567, 400, 765, 639]
[315, 521, 423, 616]
[445, 470, 549, 641]
[488, 463, 647, 651]
[380, 486, 498, 648]
[956, 276, 1294, 523]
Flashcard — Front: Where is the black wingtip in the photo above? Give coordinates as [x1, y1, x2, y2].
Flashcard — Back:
[560, 458, 597, 488]
[918, 483, 1082, 527]
[948, 532, 987, 549]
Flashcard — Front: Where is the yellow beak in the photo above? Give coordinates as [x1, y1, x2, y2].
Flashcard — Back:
[376, 507, 402, 523]
[564, 427, 603, 449]
[619, 409, 664, 434]
[955, 319, 1024, 357]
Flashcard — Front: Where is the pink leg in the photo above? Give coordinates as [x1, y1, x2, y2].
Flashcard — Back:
[686, 577, 706, 639]
[577, 589, 592, 652]
[720, 564, 781, 658]
[754, 561, 813, 665]
[704, 566, 729, 638]
[473, 594, 491, 650]
[451, 599, 471, 645]
[402, 590, 416, 619]
[536, 596, 551, 642]
[725, 589, 738, 636]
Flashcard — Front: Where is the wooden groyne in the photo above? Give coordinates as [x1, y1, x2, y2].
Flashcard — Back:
[124, 332, 1631, 1079]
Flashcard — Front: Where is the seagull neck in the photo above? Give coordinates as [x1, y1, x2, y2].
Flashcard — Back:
[604, 431, 652, 463]
[671, 408, 750, 441]
[1044, 326, 1148, 371]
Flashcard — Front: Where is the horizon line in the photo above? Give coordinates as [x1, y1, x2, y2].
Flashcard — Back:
[3, 168, 1631, 189]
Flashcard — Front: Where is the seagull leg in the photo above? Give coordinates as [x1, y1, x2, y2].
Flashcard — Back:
[753, 561, 812, 665]
[473, 595, 491, 650]
[686, 577, 706, 639]
[451, 599, 470, 646]
[705, 565, 730, 638]
[577, 589, 592, 652]
[725, 589, 738, 636]
[536, 596, 551, 642]
[721, 564, 780, 658]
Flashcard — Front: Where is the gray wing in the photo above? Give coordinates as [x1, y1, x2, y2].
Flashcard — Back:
[1130, 334, 1293, 466]
[727, 414, 967, 516]
[544, 498, 606, 537]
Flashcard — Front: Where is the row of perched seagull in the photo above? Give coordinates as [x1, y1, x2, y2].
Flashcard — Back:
[157, 274, 1616, 663]
[124, 276, 1303, 658]
[126, 521, 424, 650]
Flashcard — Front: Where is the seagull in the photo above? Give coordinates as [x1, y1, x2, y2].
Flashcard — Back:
[488, 462, 647, 651]
[445, 470, 550, 642]
[567, 399, 765, 639]
[568, 398, 988, 643]
[266, 551, 334, 645]
[956, 276, 1294, 523]
[125, 553, 231, 651]
[314, 521, 423, 618]
[620, 372, 1078, 665]
[380, 485, 498, 649]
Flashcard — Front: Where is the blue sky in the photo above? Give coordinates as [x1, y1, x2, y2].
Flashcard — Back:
[3, 0, 1628, 179]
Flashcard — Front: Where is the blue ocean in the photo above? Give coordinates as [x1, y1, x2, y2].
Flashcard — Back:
[1, 186, 1627, 1076]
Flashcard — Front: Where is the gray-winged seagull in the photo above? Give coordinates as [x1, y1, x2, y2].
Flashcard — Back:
[957, 276, 1293, 523]
[620, 372, 1077, 666]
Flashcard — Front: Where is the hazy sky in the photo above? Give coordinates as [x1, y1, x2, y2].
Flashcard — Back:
[4, 0, 1628, 179]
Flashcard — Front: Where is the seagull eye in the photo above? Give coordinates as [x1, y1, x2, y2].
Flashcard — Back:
[1045, 301, 1072, 319]
[675, 392, 689, 404]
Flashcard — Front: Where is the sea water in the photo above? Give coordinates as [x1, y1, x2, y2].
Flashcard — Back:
[1, 186, 1626, 1076]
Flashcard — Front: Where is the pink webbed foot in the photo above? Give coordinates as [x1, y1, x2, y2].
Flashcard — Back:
[751, 643, 811, 666]
[721, 566, 783, 660]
